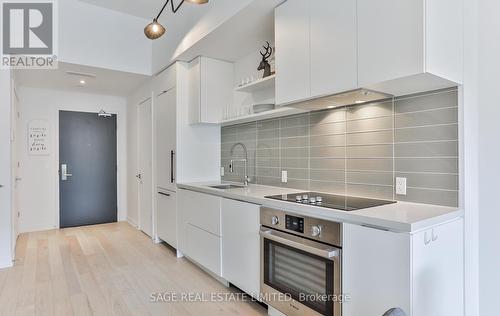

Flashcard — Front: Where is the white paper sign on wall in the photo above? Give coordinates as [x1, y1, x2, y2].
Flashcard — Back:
[28, 120, 50, 155]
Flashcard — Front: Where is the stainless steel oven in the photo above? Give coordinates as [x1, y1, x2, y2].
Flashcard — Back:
[260, 207, 342, 316]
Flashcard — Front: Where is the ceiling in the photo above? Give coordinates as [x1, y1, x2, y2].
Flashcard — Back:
[15, 62, 149, 97]
[77, 0, 162, 19]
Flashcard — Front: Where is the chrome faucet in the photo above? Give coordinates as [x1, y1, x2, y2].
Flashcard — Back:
[229, 142, 250, 186]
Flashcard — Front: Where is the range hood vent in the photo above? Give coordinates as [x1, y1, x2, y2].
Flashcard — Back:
[282, 89, 393, 111]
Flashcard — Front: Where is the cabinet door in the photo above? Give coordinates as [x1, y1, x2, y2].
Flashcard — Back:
[186, 223, 222, 276]
[342, 224, 411, 316]
[156, 88, 176, 191]
[412, 219, 463, 316]
[357, 0, 424, 86]
[157, 191, 177, 248]
[275, 0, 310, 105]
[310, 0, 357, 97]
[188, 57, 201, 124]
[221, 199, 260, 298]
[177, 190, 221, 236]
[200, 57, 232, 124]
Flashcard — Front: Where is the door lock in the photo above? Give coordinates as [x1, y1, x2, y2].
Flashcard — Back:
[61, 164, 73, 181]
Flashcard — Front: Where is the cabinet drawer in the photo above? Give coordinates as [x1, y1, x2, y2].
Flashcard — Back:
[157, 191, 177, 248]
[186, 224, 222, 276]
[178, 189, 221, 236]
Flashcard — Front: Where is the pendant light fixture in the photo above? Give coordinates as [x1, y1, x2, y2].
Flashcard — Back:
[144, 0, 209, 40]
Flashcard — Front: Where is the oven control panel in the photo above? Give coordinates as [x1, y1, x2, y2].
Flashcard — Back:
[261, 207, 342, 247]
[285, 215, 304, 233]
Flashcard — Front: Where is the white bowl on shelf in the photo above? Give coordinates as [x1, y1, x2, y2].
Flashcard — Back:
[253, 103, 275, 114]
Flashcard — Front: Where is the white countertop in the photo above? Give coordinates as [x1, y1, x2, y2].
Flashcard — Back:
[177, 182, 463, 233]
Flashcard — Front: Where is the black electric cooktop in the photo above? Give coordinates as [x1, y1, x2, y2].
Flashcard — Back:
[265, 192, 396, 211]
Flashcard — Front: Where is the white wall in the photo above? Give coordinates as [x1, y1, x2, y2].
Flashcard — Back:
[0, 69, 13, 268]
[16, 87, 128, 233]
[59, 0, 152, 75]
[152, 0, 253, 73]
[477, 0, 500, 315]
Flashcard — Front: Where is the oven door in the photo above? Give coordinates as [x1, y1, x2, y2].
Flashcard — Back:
[260, 227, 342, 316]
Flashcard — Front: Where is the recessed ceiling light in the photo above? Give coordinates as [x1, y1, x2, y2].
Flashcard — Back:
[79, 80, 86, 85]
[327, 105, 335, 109]
[355, 100, 365, 104]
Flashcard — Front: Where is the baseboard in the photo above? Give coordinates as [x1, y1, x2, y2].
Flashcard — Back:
[127, 217, 138, 228]
[0, 256, 13, 269]
[19, 224, 56, 234]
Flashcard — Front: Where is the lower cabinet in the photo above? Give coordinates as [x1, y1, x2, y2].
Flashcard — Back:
[411, 219, 464, 316]
[342, 218, 464, 316]
[178, 189, 261, 296]
[185, 223, 222, 276]
[178, 189, 222, 277]
[156, 190, 177, 248]
[221, 199, 260, 299]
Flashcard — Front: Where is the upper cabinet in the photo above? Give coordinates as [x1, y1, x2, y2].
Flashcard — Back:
[188, 56, 233, 125]
[275, 0, 463, 103]
[310, 0, 357, 98]
[357, 0, 463, 90]
[275, 0, 310, 105]
[357, 0, 424, 87]
[275, 0, 357, 105]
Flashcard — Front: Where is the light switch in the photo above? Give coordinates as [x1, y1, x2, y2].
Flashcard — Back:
[396, 177, 407, 195]
[281, 170, 288, 183]
[220, 167, 225, 177]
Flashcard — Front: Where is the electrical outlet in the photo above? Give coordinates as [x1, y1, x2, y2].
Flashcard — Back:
[396, 177, 407, 195]
[281, 170, 288, 183]
[220, 167, 225, 177]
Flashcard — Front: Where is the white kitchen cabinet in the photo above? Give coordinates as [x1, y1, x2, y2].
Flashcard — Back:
[357, 0, 463, 93]
[186, 223, 222, 276]
[221, 199, 260, 299]
[188, 56, 233, 125]
[309, 0, 357, 98]
[177, 189, 223, 277]
[411, 220, 464, 316]
[157, 190, 177, 248]
[155, 87, 176, 192]
[276, 0, 462, 101]
[178, 189, 221, 236]
[275, 0, 310, 105]
[275, 0, 357, 105]
[343, 218, 464, 316]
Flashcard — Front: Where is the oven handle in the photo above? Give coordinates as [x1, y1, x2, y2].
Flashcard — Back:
[260, 228, 340, 260]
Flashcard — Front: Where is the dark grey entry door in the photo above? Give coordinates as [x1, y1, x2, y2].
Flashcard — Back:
[59, 110, 117, 228]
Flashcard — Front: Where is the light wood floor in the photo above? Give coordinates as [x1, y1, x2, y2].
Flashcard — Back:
[0, 222, 267, 316]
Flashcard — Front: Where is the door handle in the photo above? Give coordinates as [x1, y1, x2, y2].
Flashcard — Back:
[61, 164, 73, 181]
[170, 150, 175, 183]
[431, 229, 438, 242]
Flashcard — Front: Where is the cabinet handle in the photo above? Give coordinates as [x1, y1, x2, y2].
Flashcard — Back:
[431, 229, 438, 242]
[158, 192, 170, 197]
[170, 150, 175, 183]
[424, 231, 432, 245]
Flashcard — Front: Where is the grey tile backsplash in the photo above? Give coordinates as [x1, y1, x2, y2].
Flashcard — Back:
[221, 88, 459, 207]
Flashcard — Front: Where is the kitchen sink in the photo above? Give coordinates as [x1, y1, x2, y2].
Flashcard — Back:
[208, 184, 245, 190]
